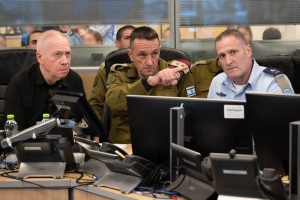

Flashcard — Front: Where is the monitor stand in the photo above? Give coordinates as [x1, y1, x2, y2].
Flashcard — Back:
[169, 106, 185, 181]
[93, 171, 142, 194]
[17, 162, 66, 179]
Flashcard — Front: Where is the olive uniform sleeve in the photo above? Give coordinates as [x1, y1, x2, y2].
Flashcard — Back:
[191, 58, 222, 98]
[88, 66, 107, 120]
[105, 67, 148, 112]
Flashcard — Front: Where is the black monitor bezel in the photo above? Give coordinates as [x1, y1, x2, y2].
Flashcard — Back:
[245, 92, 300, 176]
[51, 90, 107, 142]
[127, 95, 252, 165]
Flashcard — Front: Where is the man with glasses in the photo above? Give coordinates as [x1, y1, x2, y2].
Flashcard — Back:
[5, 30, 84, 130]
[105, 26, 195, 143]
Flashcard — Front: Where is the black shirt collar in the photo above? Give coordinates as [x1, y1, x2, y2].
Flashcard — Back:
[35, 64, 70, 88]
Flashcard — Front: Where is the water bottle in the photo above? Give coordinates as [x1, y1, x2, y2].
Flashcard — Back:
[4, 114, 18, 138]
[41, 113, 50, 122]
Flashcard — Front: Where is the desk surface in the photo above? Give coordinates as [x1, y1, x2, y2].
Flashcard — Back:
[0, 144, 183, 200]
[0, 171, 176, 200]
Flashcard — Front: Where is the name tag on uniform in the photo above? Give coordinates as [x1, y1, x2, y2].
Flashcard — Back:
[186, 86, 196, 97]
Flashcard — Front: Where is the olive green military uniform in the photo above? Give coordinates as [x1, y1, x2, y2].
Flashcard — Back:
[190, 58, 222, 98]
[105, 58, 196, 144]
[88, 63, 107, 120]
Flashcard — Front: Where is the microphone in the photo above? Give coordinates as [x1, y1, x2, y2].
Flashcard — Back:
[1, 118, 58, 149]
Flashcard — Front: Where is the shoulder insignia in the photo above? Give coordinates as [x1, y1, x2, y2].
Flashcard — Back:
[263, 68, 283, 77]
[168, 60, 190, 74]
[110, 63, 129, 72]
[263, 68, 294, 94]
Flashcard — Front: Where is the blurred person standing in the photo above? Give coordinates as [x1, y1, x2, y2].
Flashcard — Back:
[83, 29, 103, 46]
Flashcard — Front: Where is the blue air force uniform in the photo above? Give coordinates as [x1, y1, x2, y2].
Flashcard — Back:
[207, 59, 294, 100]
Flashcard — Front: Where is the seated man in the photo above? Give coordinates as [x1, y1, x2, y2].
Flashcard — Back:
[89, 25, 135, 121]
[5, 30, 85, 130]
[105, 26, 196, 143]
[208, 29, 293, 100]
[191, 26, 253, 98]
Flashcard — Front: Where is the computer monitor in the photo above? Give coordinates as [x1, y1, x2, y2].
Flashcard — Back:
[71, 46, 116, 67]
[245, 92, 300, 176]
[51, 91, 107, 142]
[127, 95, 252, 165]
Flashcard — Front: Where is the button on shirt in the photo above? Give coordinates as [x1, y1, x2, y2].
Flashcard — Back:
[5, 63, 84, 130]
[207, 59, 285, 100]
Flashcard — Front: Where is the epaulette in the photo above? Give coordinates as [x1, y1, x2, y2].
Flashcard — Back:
[263, 68, 283, 77]
[191, 60, 208, 68]
[263, 68, 294, 94]
[110, 63, 129, 72]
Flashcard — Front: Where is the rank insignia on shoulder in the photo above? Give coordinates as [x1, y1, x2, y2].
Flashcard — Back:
[110, 63, 128, 72]
[263, 68, 283, 77]
[283, 88, 293, 94]
[216, 92, 226, 97]
[186, 86, 196, 97]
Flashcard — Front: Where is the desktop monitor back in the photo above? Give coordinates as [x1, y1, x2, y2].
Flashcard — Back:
[127, 95, 252, 165]
[245, 92, 300, 176]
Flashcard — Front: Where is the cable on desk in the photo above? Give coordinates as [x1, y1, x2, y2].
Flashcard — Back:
[142, 162, 170, 189]
[0, 169, 97, 190]
[64, 170, 96, 185]
[134, 186, 179, 199]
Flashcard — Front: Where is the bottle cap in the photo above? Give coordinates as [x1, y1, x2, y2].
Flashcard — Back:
[7, 114, 14, 119]
[43, 113, 50, 118]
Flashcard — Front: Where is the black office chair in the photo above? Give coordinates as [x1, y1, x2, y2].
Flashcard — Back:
[0, 48, 37, 128]
[103, 47, 191, 137]
[256, 55, 297, 93]
[104, 47, 191, 76]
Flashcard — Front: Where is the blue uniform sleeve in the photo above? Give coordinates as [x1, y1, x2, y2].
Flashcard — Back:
[207, 78, 218, 99]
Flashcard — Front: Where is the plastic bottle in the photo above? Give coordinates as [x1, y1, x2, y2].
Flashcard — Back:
[4, 114, 18, 138]
[41, 113, 50, 122]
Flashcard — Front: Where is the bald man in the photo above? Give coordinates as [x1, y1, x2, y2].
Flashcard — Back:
[5, 30, 84, 130]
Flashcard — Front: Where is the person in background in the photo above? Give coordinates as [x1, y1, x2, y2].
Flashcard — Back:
[262, 27, 282, 40]
[89, 25, 135, 121]
[207, 29, 293, 100]
[59, 25, 83, 46]
[237, 25, 253, 46]
[5, 30, 84, 130]
[89, 25, 116, 45]
[83, 29, 103, 46]
[105, 26, 195, 143]
[27, 30, 43, 49]
[115, 25, 135, 49]
[0, 34, 6, 47]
